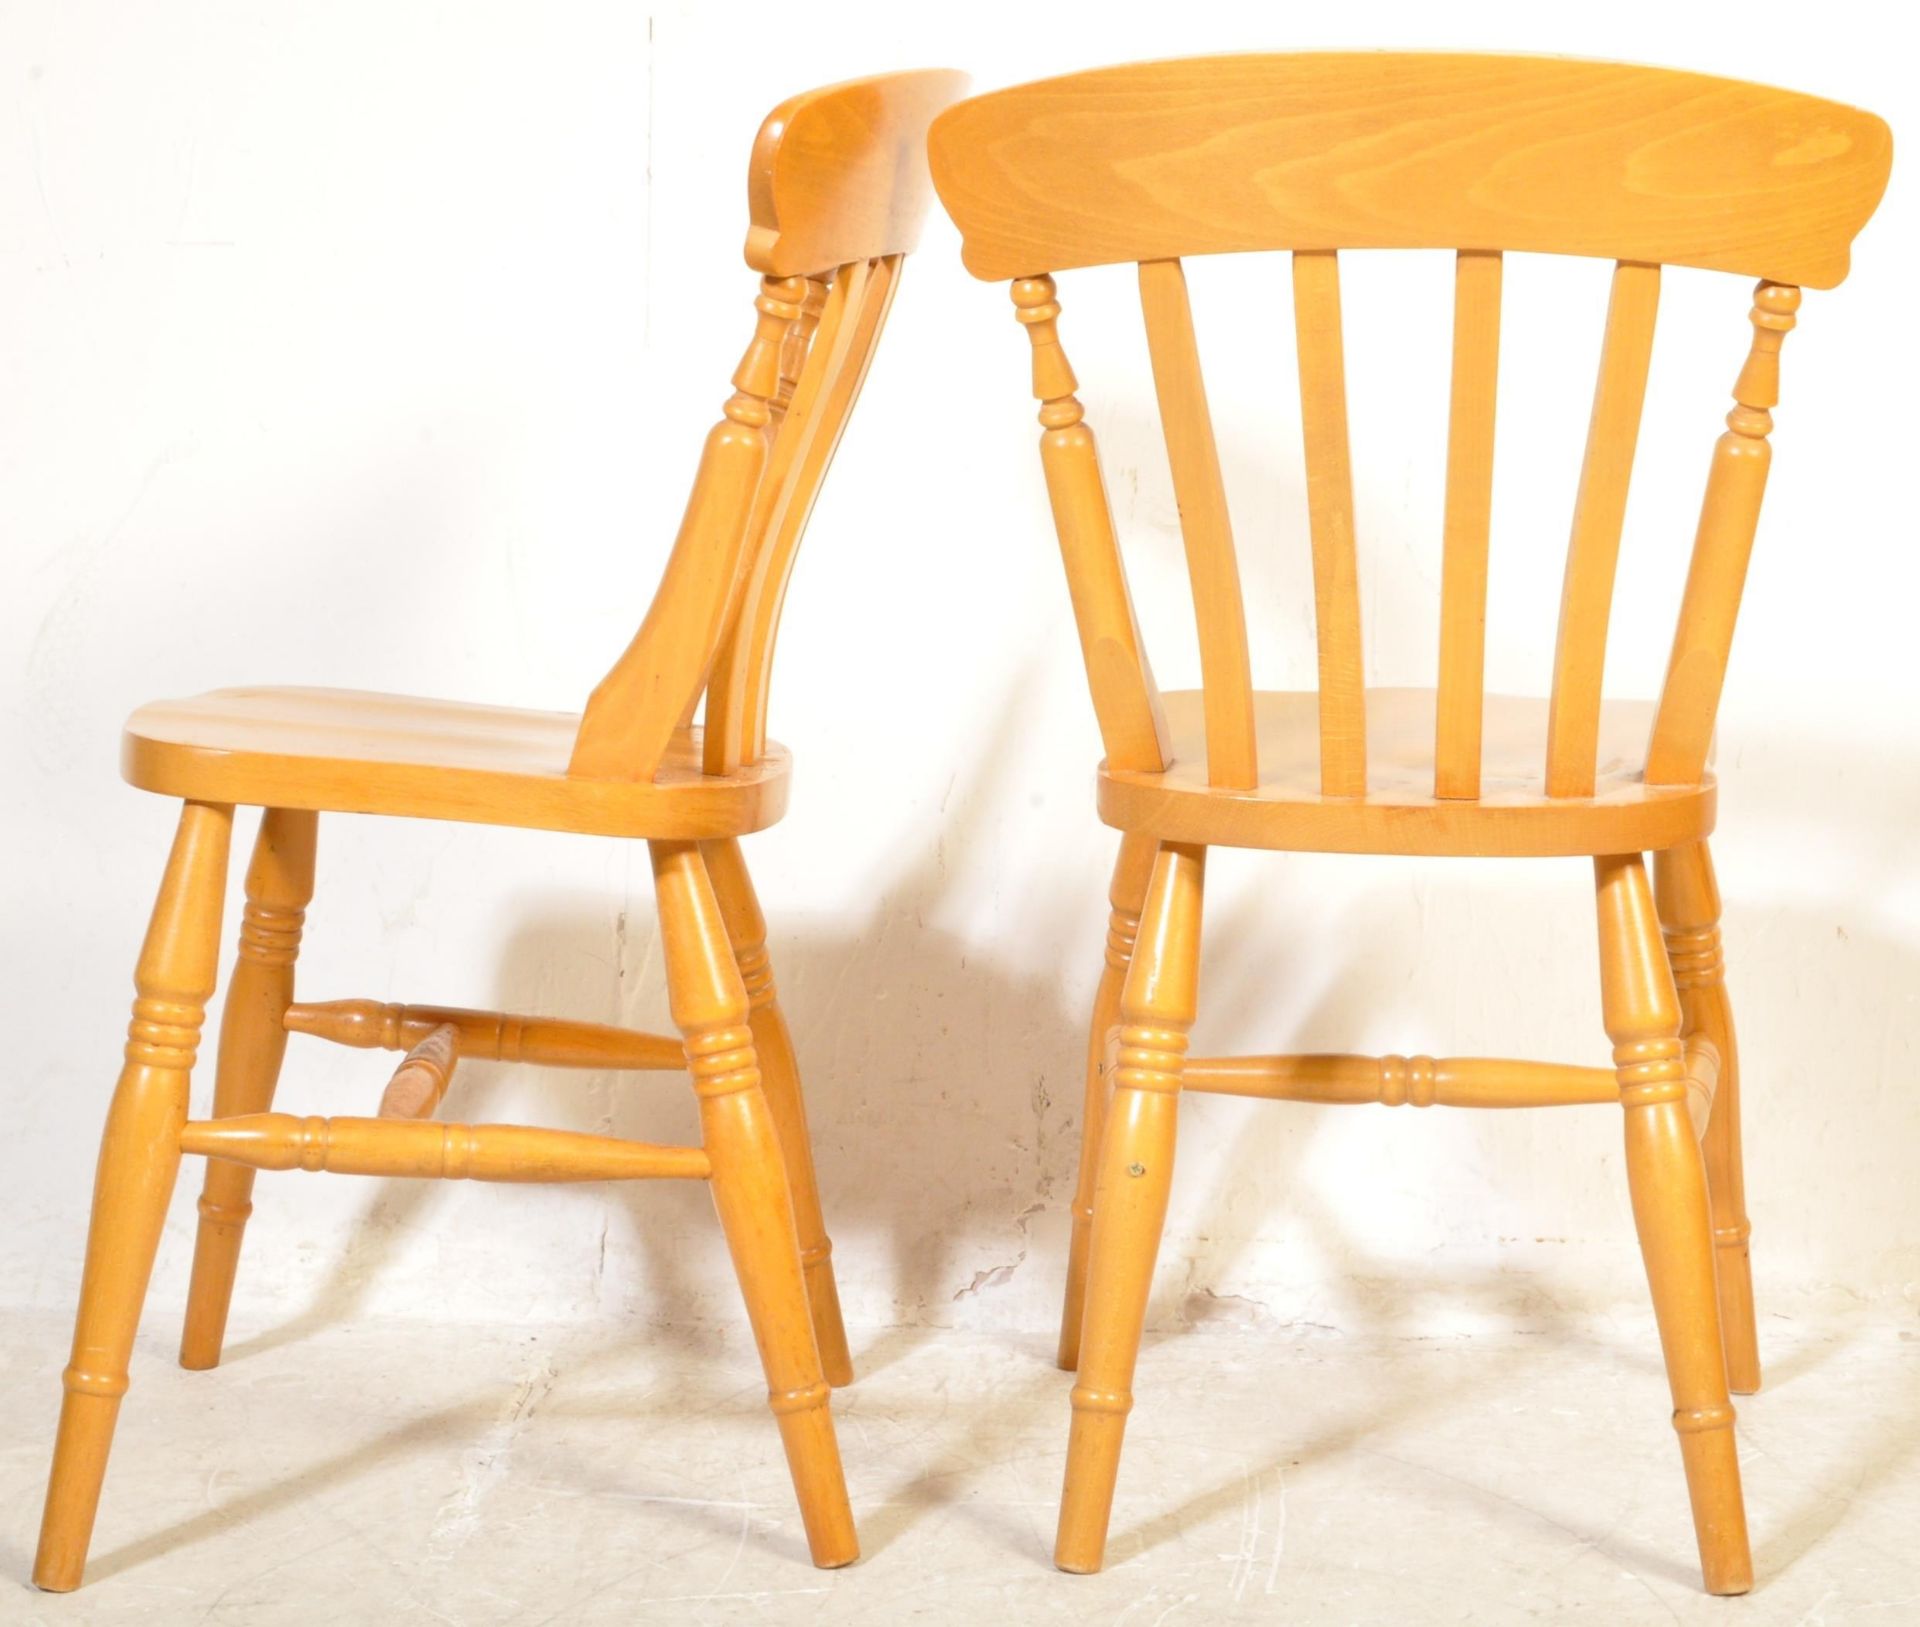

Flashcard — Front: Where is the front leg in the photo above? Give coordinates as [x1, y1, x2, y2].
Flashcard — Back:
[1597, 852, 1750, 1596]
[1654, 839, 1758, 1394]
[1058, 832, 1157, 1371]
[1055, 841, 1204, 1574]
[36, 801, 234, 1592]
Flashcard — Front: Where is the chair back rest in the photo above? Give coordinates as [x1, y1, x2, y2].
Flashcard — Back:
[571, 68, 969, 780]
[929, 54, 1890, 796]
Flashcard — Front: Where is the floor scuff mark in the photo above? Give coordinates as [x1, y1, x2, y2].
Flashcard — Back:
[426, 1352, 559, 1558]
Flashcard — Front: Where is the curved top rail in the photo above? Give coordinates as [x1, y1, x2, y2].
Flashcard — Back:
[747, 68, 971, 276]
[930, 53, 1890, 287]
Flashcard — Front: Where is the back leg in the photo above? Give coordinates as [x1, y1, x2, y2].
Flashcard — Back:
[36, 801, 234, 1592]
[180, 808, 317, 1370]
[651, 839, 857, 1568]
[1653, 839, 1759, 1394]
[1058, 832, 1157, 1371]
[702, 837, 852, 1387]
[1596, 852, 1751, 1596]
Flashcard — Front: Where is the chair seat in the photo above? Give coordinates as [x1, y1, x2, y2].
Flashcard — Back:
[122, 687, 790, 838]
[1097, 688, 1714, 857]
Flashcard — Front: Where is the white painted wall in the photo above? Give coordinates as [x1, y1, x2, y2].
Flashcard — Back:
[3, 1, 1914, 1345]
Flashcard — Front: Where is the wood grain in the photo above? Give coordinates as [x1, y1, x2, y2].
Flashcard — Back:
[35, 802, 233, 1592]
[748, 70, 970, 277]
[179, 806, 316, 1371]
[1597, 852, 1751, 1595]
[1291, 250, 1368, 796]
[1655, 840, 1760, 1394]
[1056, 842, 1203, 1575]
[1098, 688, 1714, 857]
[1646, 283, 1801, 784]
[932, 51, 1886, 1595]
[930, 54, 1889, 286]
[124, 687, 791, 839]
[45, 68, 973, 1590]
[1183, 1052, 1618, 1108]
[1013, 275, 1171, 772]
[1545, 261, 1661, 797]
[1057, 832, 1157, 1372]
[1138, 259, 1258, 788]
[1434, 250, 1503, 799]
[283, 997, 686, 1071]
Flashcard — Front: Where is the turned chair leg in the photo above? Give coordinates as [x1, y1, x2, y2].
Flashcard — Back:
[701, 837, 853, 1388]
[1654, 839, 1760, 1395]
[651, 839, 858, 1569]
[35, 801, 234, 1593]
[1055, 842, 1204, 1575]
[1058, 832, 1156, 1373]
[180, 808, 317, 1370]
[1596, 853, 1752, 1596]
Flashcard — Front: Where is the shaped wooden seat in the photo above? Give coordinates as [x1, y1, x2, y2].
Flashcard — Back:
[1100, 688, 1714, 857]
[932, 51, 1890, 1597]
[33, 67, 968, 1593]
[123, 686, 791, 839]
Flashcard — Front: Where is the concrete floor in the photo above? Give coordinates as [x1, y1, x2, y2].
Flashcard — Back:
[2, 1307, 1915, 1624]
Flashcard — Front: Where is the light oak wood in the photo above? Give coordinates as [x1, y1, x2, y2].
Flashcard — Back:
[375, 1023, 461, 1120]
[1434, 250, 1503, 799]
[770, 275, 829, 430]
[1291, 250, 1368, 797]
[36, 801, 233, 1592]
[1545, 261, 1662, 797]
[928, 54, 1890, 286]
[703, 262, 866, 775]
[283, 997, 686, 1070]
[1187, 1043, 1718, 1124]
[179, 1114, 711, 1182]
[1646, 283, 1800, 785]
[1013, 275, 1171, 773]
[1099, 688, 1715, 858]
[746, 70, 971, 277]
[934, 51, 1887, 1595]
[1655, 840, 1760, 1394]
[651, 839, 857, 1567]
[180, 806, 316, 1371]
[126, 687, 793, 839]
[1139, 259, 1258, 789]
[1056, 841, 1204, 1574]
[569, 275, 799, 779]
[40, 68, 968, 1590]
[1184, 1052, 1619, 1108]
[708, 253, 905, 772]
[704, 836, 853, 1388]
[1597, 853, 1751, 1594]
[1057, 832, 1157, 1372]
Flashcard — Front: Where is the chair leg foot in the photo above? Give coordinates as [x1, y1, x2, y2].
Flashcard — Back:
[36, 802, 232, 1592]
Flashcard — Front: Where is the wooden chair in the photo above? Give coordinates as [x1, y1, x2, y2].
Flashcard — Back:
[32, 66, 968, 1592]
[930, 54, 1890, 1594]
